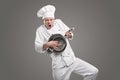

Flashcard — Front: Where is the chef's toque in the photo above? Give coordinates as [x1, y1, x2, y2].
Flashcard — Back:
[37, 5, 56, 19]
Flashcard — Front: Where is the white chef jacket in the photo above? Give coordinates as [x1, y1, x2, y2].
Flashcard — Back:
[35, 19, 76, 68]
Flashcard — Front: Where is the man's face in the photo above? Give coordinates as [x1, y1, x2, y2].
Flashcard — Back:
[44, 17, 54, 29]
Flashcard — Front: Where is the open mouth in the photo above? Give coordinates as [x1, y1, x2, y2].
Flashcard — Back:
[49, 24, 51, 27]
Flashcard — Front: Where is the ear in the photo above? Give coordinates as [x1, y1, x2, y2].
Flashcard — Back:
[43, 19, 45, 24]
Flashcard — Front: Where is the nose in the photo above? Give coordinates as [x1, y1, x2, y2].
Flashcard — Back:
[48, 20, 51, 23]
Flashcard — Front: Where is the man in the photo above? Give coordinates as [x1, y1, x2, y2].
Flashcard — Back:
[35, 5, 99, 80]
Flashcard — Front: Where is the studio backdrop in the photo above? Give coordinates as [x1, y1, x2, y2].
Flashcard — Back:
[0, 0, 120, 80]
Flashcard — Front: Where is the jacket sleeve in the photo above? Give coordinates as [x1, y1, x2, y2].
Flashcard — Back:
[56, 19, 74, 40]
[34, 29, 46, 54]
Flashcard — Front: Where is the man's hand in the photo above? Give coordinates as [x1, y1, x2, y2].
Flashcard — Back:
[43, 41, 60, 50]
[47, 41, 60, 48]
[65, 31, 72, 38]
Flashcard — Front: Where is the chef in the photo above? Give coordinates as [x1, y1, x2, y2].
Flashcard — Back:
[35, 5, 99, 80]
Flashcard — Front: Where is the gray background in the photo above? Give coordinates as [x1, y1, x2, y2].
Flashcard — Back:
[0, 0, 120, 80]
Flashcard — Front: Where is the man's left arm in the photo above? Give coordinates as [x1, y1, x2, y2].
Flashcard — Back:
[55, 19, 74, 40]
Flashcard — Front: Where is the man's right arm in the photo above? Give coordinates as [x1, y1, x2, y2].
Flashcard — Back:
[35, 29, 46, 53]
[35, 29, 59, 53]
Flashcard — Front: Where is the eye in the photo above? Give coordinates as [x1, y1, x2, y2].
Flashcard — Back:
[45, 19, 48, 22]
[50, 19, 53, 21]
